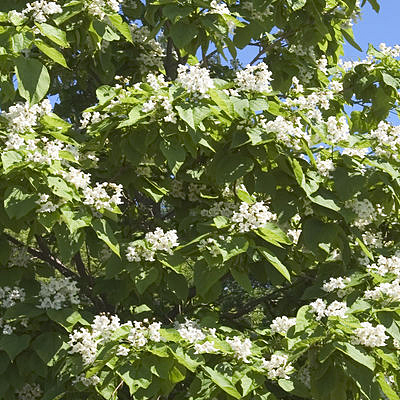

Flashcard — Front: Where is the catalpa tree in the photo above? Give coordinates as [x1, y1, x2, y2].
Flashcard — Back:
[0, 0, 400, 399]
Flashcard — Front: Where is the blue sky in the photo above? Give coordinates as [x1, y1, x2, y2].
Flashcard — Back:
[343, 0, 400, 59]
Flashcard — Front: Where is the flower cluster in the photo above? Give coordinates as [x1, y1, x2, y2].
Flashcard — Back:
[177, 64, 215, 97]
[72, 374, 101, 387]
[8, 246, 31, 268]
[231, 201, 276, 232]
[79, 111, 109, 129]
[126, 228, 179, 262]
[345, 198, 377, 228]
[127, 320, 162, 349]
[264, 116, 310, 150]
[351, 322, 388, 347]
[36, 193, 59, 213]
[0, 318, 14, 335]
[3, 100, 52, 133]
[16, 383, 42, 400]
[20, 1, 62, 23]
[309, 299, 348, 320]
[37, 277, 80, 310]
[226, 336, 252, 363]
[176, 319, 206, 343]
[86, 0, 122, 19]
[315, 158, 335, 177]
[322, 276, 351, 293]
[82, 182, 123, 211]
[0, 286, 26, 308]
[367, 254, 400, 276]
[270, 316, 296, 334]
[235, 63, 273, 93]
[326, 116, 350, 143]
[62, 167, 91, 190]
[379, 42, 400, 58]
[68, 314, 121, 365]
[262, 354, 294, 379]
[370, 121, 400, 158]
[364, 279, 400, 302]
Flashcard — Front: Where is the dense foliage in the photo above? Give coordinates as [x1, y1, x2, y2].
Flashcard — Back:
[1, 0, 400, 399]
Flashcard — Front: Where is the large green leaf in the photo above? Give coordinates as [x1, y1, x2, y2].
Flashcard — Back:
[14, 56, 50, 104]
[0, 335, 30, 360]
[92, 219, 120, 256]
[203, 366, 242, 399]
[258, 248, 291, 282]
[4, 187, 37, 219]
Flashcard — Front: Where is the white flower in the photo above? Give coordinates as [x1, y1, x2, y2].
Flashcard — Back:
[231, 201, 276, 232]
[226, 336, 252, 363]
[86, 0, 123, 19]
[62, 167, 91, 190]
[22, 1, 62, 23]
[72, 373, 101, 387]
[352, 322, 388, 347]
[116, 345, 130, 356]
[345, 198, 377, 228]
[177, 64, 214, 97]
[235, 63, 273, 93]
[270, 316, 296, 334]
[309, 299, 348, 320]
[262, 353, 294, 379]
[16, 383, 42, 400]
[176, 319, 206, 343]
[0, 286, 26, 308]
[326, 116, 350, 143]
[37, 277, 80, 310]
[194, 340, 218, 354]
[322, 277, 351, 293]
[364, 279, 400, 302]
[83, 182, 123, 211]
[315, 158, 335, 177]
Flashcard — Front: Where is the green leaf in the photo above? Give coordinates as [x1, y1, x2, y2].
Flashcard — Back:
[231, 268, 252, 292]
[0, 334, 30, 360]
[170, 22, 198, 48]
[47, 176, 75, 201]
[134, 267, 160, 295]
[92, 219, 120, 256]
[4, 187, 37, 219]
[287, 0, 306, 10]
[14, 56, 50, 105]
[47, 308, 86, 332]
[35, 40, 69, 68]
[214, 154, 254, 184]
[176, 105, 195, 129]
[160, 140, 186, 175]
[376, 372, 400, 400]
[1, 150, 23, 172]
[194, 260, 227, 297]
[258, 248, 291, 282]
[35, 23, 69, 47]
[203, 366, 242, 399]
[256, 223, 291, 247]
[333, 342, 375, 371]
[108, 14, 133, 43]
[32, 332, 63, 365]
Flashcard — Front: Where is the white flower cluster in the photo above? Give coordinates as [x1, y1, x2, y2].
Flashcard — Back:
[62, 167, 91, 190]
[362, 231, 385, 248]
[72, 373, 101, 387]
[194, 340, 218, 354]
[197, 235, 231, 257]
[231, 201, 276, 232]
[309, 299, 348, 320]
[367, 254, 400, 276]
[315, 158, 335, 177]
[0, 286, 26, 308]
[200, 201, 237, 218]
[316, 55, 328, 75]
[0, 318, 14, 335]
[235, 63, 273, 93]
[8, 246, 31, 268]
[127, 320, 161, 348]
[370, 121, 400, 158]
[345, 198, 377, 228]
[326, 115, 350, 143]
[176, 319, 206, 343]
[68, 314, 121, 365]
[3, 100, 52, 133]
[379, 43, 400, 58]
[322, 276, 351, 293]
[16, 383, 42, 400]
[36, 193, 59, 213]
[38, 277, 80, 310]
[226, 336, 252, 363]
[142, 95, 176, 123]
[79, 111, 109, 129]
[126, 228, 179, 262]
[270, 316, 296, 334]
[365, 279, 400, 302]
[83, 182, 123, 211]
[262, 354, 294, 379]
[209, 0, 230, 15]
[177, 64, 215, 97]
[264, 116, 310, 150]
[86, 0, 122, 19]
[146, 73, 168, 91]
[130, 24, 165, 73]
[242, 1, 273, 22]
[351, 322, 388, 347]
[20, 1, 62, 23]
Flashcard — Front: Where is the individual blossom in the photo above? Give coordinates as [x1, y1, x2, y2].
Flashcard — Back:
[226, 336, 252, 363]
[235, 63, 273, 93]
[177, 64, 214, 97]
[351, 322, 388, 347]
[231, 201, 276, 232]
[270, 316, 296, 334]
[262, 353, 294, 379]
